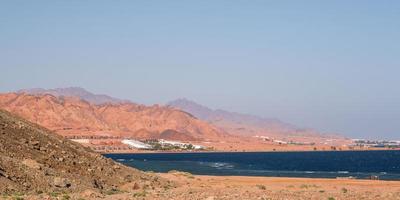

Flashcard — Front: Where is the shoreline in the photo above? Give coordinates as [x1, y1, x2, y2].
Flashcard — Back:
[102, 148, 400, 155]
[156, 173, 399, 182]
[160, 173, 400, 183]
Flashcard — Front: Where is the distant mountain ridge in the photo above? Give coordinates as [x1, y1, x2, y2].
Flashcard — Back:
[168, 98, 294, 127]
[18, 87, 128, 105]
[7, 87, 339, 142]
[168, 98, 328, 139]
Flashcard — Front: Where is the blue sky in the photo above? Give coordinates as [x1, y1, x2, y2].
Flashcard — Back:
[1, 1, 399, 139]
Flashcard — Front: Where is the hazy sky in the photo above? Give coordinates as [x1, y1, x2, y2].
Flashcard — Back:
[1, 1, 399, 139]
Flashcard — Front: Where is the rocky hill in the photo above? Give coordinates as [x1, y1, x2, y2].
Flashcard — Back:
[0, 109, 167, 195]
[0, 93, 228, 141]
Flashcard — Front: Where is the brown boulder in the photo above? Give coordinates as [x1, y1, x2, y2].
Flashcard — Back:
[53, 177, 71, 188]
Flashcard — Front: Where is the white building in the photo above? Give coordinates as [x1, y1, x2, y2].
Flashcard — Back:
[71, 139, 90, 144]
[122, 139, 152, 149]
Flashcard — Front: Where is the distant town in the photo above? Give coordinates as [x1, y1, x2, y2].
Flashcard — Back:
[63, 134, 400, 153]
[351, 139, 400, 148]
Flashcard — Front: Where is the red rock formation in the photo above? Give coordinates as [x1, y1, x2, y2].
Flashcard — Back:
[0, 93, 228, 141]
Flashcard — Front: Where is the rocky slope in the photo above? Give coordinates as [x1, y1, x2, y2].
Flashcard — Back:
[0, 109, 168, 195]
[0, 93, 228, 141]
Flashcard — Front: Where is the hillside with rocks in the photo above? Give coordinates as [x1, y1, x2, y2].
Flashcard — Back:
[0, 109, 169, 196]
[0, 93, 229, 142]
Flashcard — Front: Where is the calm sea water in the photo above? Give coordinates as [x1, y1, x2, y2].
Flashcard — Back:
[105, 150, 400, 180]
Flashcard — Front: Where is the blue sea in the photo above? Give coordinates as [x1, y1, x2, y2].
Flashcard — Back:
[105, 150, 400, 180]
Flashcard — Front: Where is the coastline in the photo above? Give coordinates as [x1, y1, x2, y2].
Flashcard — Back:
[101, 148, 400, 155]
[159, 173, 400, 184]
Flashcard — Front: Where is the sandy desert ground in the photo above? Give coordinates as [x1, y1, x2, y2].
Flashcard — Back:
[19, 172, 400, 200]
[110, 173, 400, 200]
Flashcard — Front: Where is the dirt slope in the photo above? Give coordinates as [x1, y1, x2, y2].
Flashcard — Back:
[0, 109, 167, 195]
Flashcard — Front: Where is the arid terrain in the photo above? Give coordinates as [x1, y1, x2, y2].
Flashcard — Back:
[14, 173, 400, 200]
[2, 0, 399, 199]
[1, 109, 399, 200]
[0, 92, 228, 141]
[149, 173, 400, 200]
[0, 88, 353, 153]
[0, 109, 171, 198]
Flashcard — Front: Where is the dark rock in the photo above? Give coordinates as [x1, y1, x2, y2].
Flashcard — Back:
[133, 182, 140, 190]
[92, 179, 104, 189]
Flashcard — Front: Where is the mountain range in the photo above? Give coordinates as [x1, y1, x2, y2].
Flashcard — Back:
[167, 98, 327, 139]
[1, 87, 339, 143]
[18, 87, 128, 105]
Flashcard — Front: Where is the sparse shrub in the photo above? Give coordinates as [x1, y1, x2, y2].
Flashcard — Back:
[300, 184, 319, 189]
[300, 184, 309, 189]
[49, 192, 60, 197]
[341, 188, 348, 193]
[328, 197, 335, 200]
[62, 194, 71, 200]
[256, 185, 266, 190]
[163, 184, 172, 190]
[133, 190, 147, 197]
[105, 189, 121, 195]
